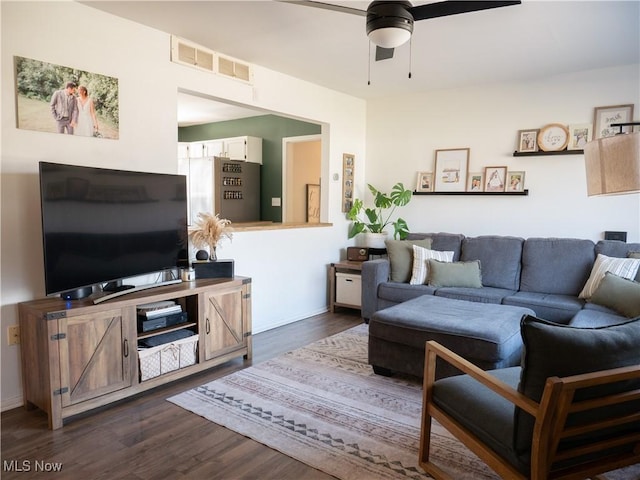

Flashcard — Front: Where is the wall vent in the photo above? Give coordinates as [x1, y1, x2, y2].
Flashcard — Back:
[217, 54, 253, 84]
[171, 36, 215, 73]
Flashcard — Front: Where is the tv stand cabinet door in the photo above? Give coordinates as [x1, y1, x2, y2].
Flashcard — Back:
[202, 285, 247, 361]
[57, 308, 136, 407]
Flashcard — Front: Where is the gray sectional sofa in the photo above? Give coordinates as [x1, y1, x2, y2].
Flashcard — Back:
[364, 233, 640, 378]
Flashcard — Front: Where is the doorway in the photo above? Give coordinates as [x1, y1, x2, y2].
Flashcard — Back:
[282, 135, 322, 223]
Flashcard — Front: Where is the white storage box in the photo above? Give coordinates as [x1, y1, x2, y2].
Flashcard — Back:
[336, 272, 362, 306]
[138, 334, 198, 381]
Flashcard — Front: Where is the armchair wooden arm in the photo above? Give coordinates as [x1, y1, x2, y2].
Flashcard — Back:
[419, 340, 640, 480]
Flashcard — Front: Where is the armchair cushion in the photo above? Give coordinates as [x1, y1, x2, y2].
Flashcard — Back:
[514, 315, 640, 453]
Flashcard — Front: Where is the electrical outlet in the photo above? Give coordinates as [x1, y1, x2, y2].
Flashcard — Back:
[7, 325, 20, 346]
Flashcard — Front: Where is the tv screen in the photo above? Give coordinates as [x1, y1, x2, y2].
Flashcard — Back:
[39, 162, 188, 298]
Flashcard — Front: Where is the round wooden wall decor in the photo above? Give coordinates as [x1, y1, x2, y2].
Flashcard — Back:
[537, 123, 569, 151]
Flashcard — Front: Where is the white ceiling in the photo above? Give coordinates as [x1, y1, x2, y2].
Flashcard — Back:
[85, 1, 640, 125]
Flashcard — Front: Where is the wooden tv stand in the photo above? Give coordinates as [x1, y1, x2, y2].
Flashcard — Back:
[18, 277, 252, 430]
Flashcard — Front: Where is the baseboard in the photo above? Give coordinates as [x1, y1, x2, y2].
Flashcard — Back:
[1, 394, 24, 412]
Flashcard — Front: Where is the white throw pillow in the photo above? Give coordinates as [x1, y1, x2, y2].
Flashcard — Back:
[409, 245, 454, 285]
[579, 253, 640, 299]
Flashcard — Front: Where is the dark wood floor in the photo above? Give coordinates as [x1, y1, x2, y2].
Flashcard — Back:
[1, 310, 363, 479]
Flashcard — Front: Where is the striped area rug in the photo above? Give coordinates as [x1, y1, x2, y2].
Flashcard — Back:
[168, 324, 638, 480]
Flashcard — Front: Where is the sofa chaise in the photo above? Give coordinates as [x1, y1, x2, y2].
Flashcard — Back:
[364, 233, 640, 378]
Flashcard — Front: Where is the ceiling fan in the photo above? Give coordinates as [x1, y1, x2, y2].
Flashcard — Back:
[286, 1, 521, 61]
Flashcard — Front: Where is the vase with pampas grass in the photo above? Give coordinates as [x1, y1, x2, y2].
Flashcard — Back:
[188, 212, 233, 261]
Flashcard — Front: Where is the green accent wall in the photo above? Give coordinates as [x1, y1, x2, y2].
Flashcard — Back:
[179, 115, 321, 222]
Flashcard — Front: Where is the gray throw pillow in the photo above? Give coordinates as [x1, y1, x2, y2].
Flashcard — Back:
[629, 251, 640, 281]
[590, 272, 640, 318]
[514, 315, 640, 454]
[427, 259, 482, 288]
[385, 238, 432, 283]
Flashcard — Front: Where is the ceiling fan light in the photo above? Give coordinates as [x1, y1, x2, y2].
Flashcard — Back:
[368, 27, 412, 49]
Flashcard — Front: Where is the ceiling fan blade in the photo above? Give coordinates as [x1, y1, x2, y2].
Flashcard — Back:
[280, 1, 367, 17]
[410, 1, 521, 21]
[375, 46, 395, 61]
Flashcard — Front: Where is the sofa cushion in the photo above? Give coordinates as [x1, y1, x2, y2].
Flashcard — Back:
[385, 238, 432, 283]
[406, 232, 464, 261]
[435, 286, 515, 304]
[427, 259, 482, 288]
[514, 315, 640, 454]
[502, 291, 584, 324]
[409, 246, 454, 285]
[461, 236, 524, 290]
[377, 281, 437, 304]
[578, 254, 640, 299]
[570, 308, 628, 328]
[519, 238, 595, 296]
[589, 272, 640, 318]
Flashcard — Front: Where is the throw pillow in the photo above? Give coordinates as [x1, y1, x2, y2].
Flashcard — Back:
[409, 245, 454, 285]
[514, 315, 640, 454]
[385, 238, 432, 283]
[628, 252, 640, 281]
[427, 259, 483, 288]
[578, 253, 640, 299]
[589, 272, 640, 318]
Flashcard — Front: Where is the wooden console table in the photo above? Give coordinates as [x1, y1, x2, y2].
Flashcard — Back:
[18, 277, 252, 429]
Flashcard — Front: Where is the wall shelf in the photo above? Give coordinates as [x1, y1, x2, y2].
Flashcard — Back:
[513, 150, 583, 157]
[413, 190, 529, 196]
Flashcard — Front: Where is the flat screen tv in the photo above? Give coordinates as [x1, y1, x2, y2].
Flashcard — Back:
[39, 162, 188, 300]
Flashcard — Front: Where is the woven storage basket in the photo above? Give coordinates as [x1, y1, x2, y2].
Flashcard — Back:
[138, 334, 198, 381]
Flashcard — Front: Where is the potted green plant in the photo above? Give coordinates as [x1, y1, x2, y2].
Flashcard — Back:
[347, 182, 412, 247]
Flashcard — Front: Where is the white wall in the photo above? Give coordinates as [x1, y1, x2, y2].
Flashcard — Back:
[366, 65, 640, 241]
[0, 2, 365, 410]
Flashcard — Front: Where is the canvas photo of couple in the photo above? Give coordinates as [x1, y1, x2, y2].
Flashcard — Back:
[15, 56, 119, 139]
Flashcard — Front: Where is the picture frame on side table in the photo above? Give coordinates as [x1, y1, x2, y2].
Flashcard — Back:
[517, 129, 539, 153]
[484, 166, 507, 192]
[506, 171, 526, 192]
[467, 172, 484, 192]
[416, 172, 433, 192]
[567, 124, 592, 150]
[434, 148, 469, 192]
[593, 104, 634, 139]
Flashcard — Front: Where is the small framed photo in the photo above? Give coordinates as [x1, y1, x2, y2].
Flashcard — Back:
[567, 124, 592, 150]
[517, 129, 539, 153]
[466, 172, 484, 192]
[434, 148, 469, 192]
[416, 172, 433, 192]
[506, 171, 525, 192]
[484, 166, 507, 192]
[593, 104, 634, 139]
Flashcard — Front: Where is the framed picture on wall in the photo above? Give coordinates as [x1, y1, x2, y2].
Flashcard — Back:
[342, 153, 355, 213]
[416, 172, 433, 192]
[506, 171, 526, 192]
[14, 56, 119, 139]
[516, 129, 539, 153]
[484, 166, 507, 192]
[593, 104, 634, 139]
[466, 172, 484, 192]
[434, 148, 469, 192]
[567, 124, 592, 150]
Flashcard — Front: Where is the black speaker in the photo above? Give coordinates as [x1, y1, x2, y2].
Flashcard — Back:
[192, 259, 234, 279]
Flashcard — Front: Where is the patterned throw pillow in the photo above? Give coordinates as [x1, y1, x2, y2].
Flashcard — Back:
[579, 254, 640, 299]
[409, 245, 454, 285]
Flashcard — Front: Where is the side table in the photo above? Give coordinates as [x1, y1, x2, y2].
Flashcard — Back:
[329, 261, 364, 312]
